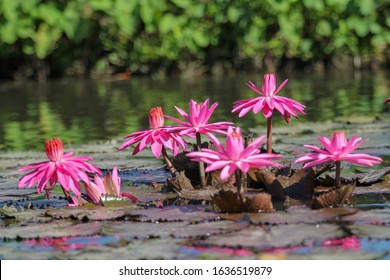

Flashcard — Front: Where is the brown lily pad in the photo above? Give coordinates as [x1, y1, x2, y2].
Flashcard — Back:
[350, 224, 390, 239]
[176, 189, 219, 201]
[220, 207, 358, 225]
[167, 171, 195, 193]
[212, 189, 273, 213]
[103, 220, 248, 239]
[249, 167, 315, 200]
[129, 204, 219, 222]
[0, 208, 51, 223]
[288, 249, 384, 260]
[312, 184, 355, 209]
[172, 152, 200, 184]
[196, 224, 344, 249]
[357, 167, 390, 185]
[45, 206, 138, 221]
[0, 221, 102, 240]
[341, 209, 390, 224]
[123, 185, 173, 203]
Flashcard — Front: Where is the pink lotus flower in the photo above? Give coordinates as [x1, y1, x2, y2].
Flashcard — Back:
[85, 166, 138, 205]
[187, 126, 283, 180]
[295, 131, 382, 186]
[294, 131, 382, 168]
[118, 106, 186, 158]
[385, 98, 390, 105]
[165, 98, 233, 138]
[18, 138, 101, 198]
[232, 74, 305, 123]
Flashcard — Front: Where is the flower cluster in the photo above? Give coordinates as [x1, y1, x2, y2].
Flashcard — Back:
[18, 72, 385, 208]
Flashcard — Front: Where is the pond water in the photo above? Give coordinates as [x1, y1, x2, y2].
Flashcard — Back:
[0, 69, 389, 152]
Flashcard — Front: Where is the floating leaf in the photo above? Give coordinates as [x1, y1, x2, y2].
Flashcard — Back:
[45, 206, 138, 221]
[212, 189, 273, 213]
[119, 168, 171, 184]
[350, 224, 390, 239]
[103, 220, 248, 239]
[0, 208, 51, 223]
[0, 221, 102, 240]
[122, 186, 173, 203]
[197, 224, 344, 250]
[129, 205, 219, 222]
[287, 249, 384, 260]
[342, 209, 390, 224]
[220, 207, 358, 225]
[357, 167, 390, 185]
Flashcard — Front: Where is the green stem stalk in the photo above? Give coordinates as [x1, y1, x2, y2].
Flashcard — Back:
[196, 132, 207, 188]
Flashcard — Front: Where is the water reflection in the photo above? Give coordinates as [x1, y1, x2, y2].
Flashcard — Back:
[0, 69, 389, 151]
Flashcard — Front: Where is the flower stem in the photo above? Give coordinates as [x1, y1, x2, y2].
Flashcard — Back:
[267, 116, 273, 154]
[335, 161, 341, 187]
[161, 146, 177, 177]
[235, 169, 245, 201]
[61, 187, 74, 204]
[196, 132, 207, 188]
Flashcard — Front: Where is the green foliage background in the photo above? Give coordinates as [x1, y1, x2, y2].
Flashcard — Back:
[0, 0, 389, 79]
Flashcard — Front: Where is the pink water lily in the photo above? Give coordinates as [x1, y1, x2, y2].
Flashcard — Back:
[385, 98, 390, 105]
[18, 138, 101, 199]
[187, 126, 283, 181]
[295, 131, 382, 186]
[166, 98, 233, 187]
[232, 73, 305, 154]
[165, 98, 233, 138]
[118, 106, 186, 158]
[232, 74, 305, 122]
[85, 166, 138, 205]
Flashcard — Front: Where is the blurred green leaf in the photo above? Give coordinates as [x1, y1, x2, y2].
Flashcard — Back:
[88, 0, 112, 11]
[159, 13, 176, 34]
[0, 21, 17, 44]
[317, 20, 332, 36]
[1, 0, 19, 21]
[357, 0, 375, 16]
